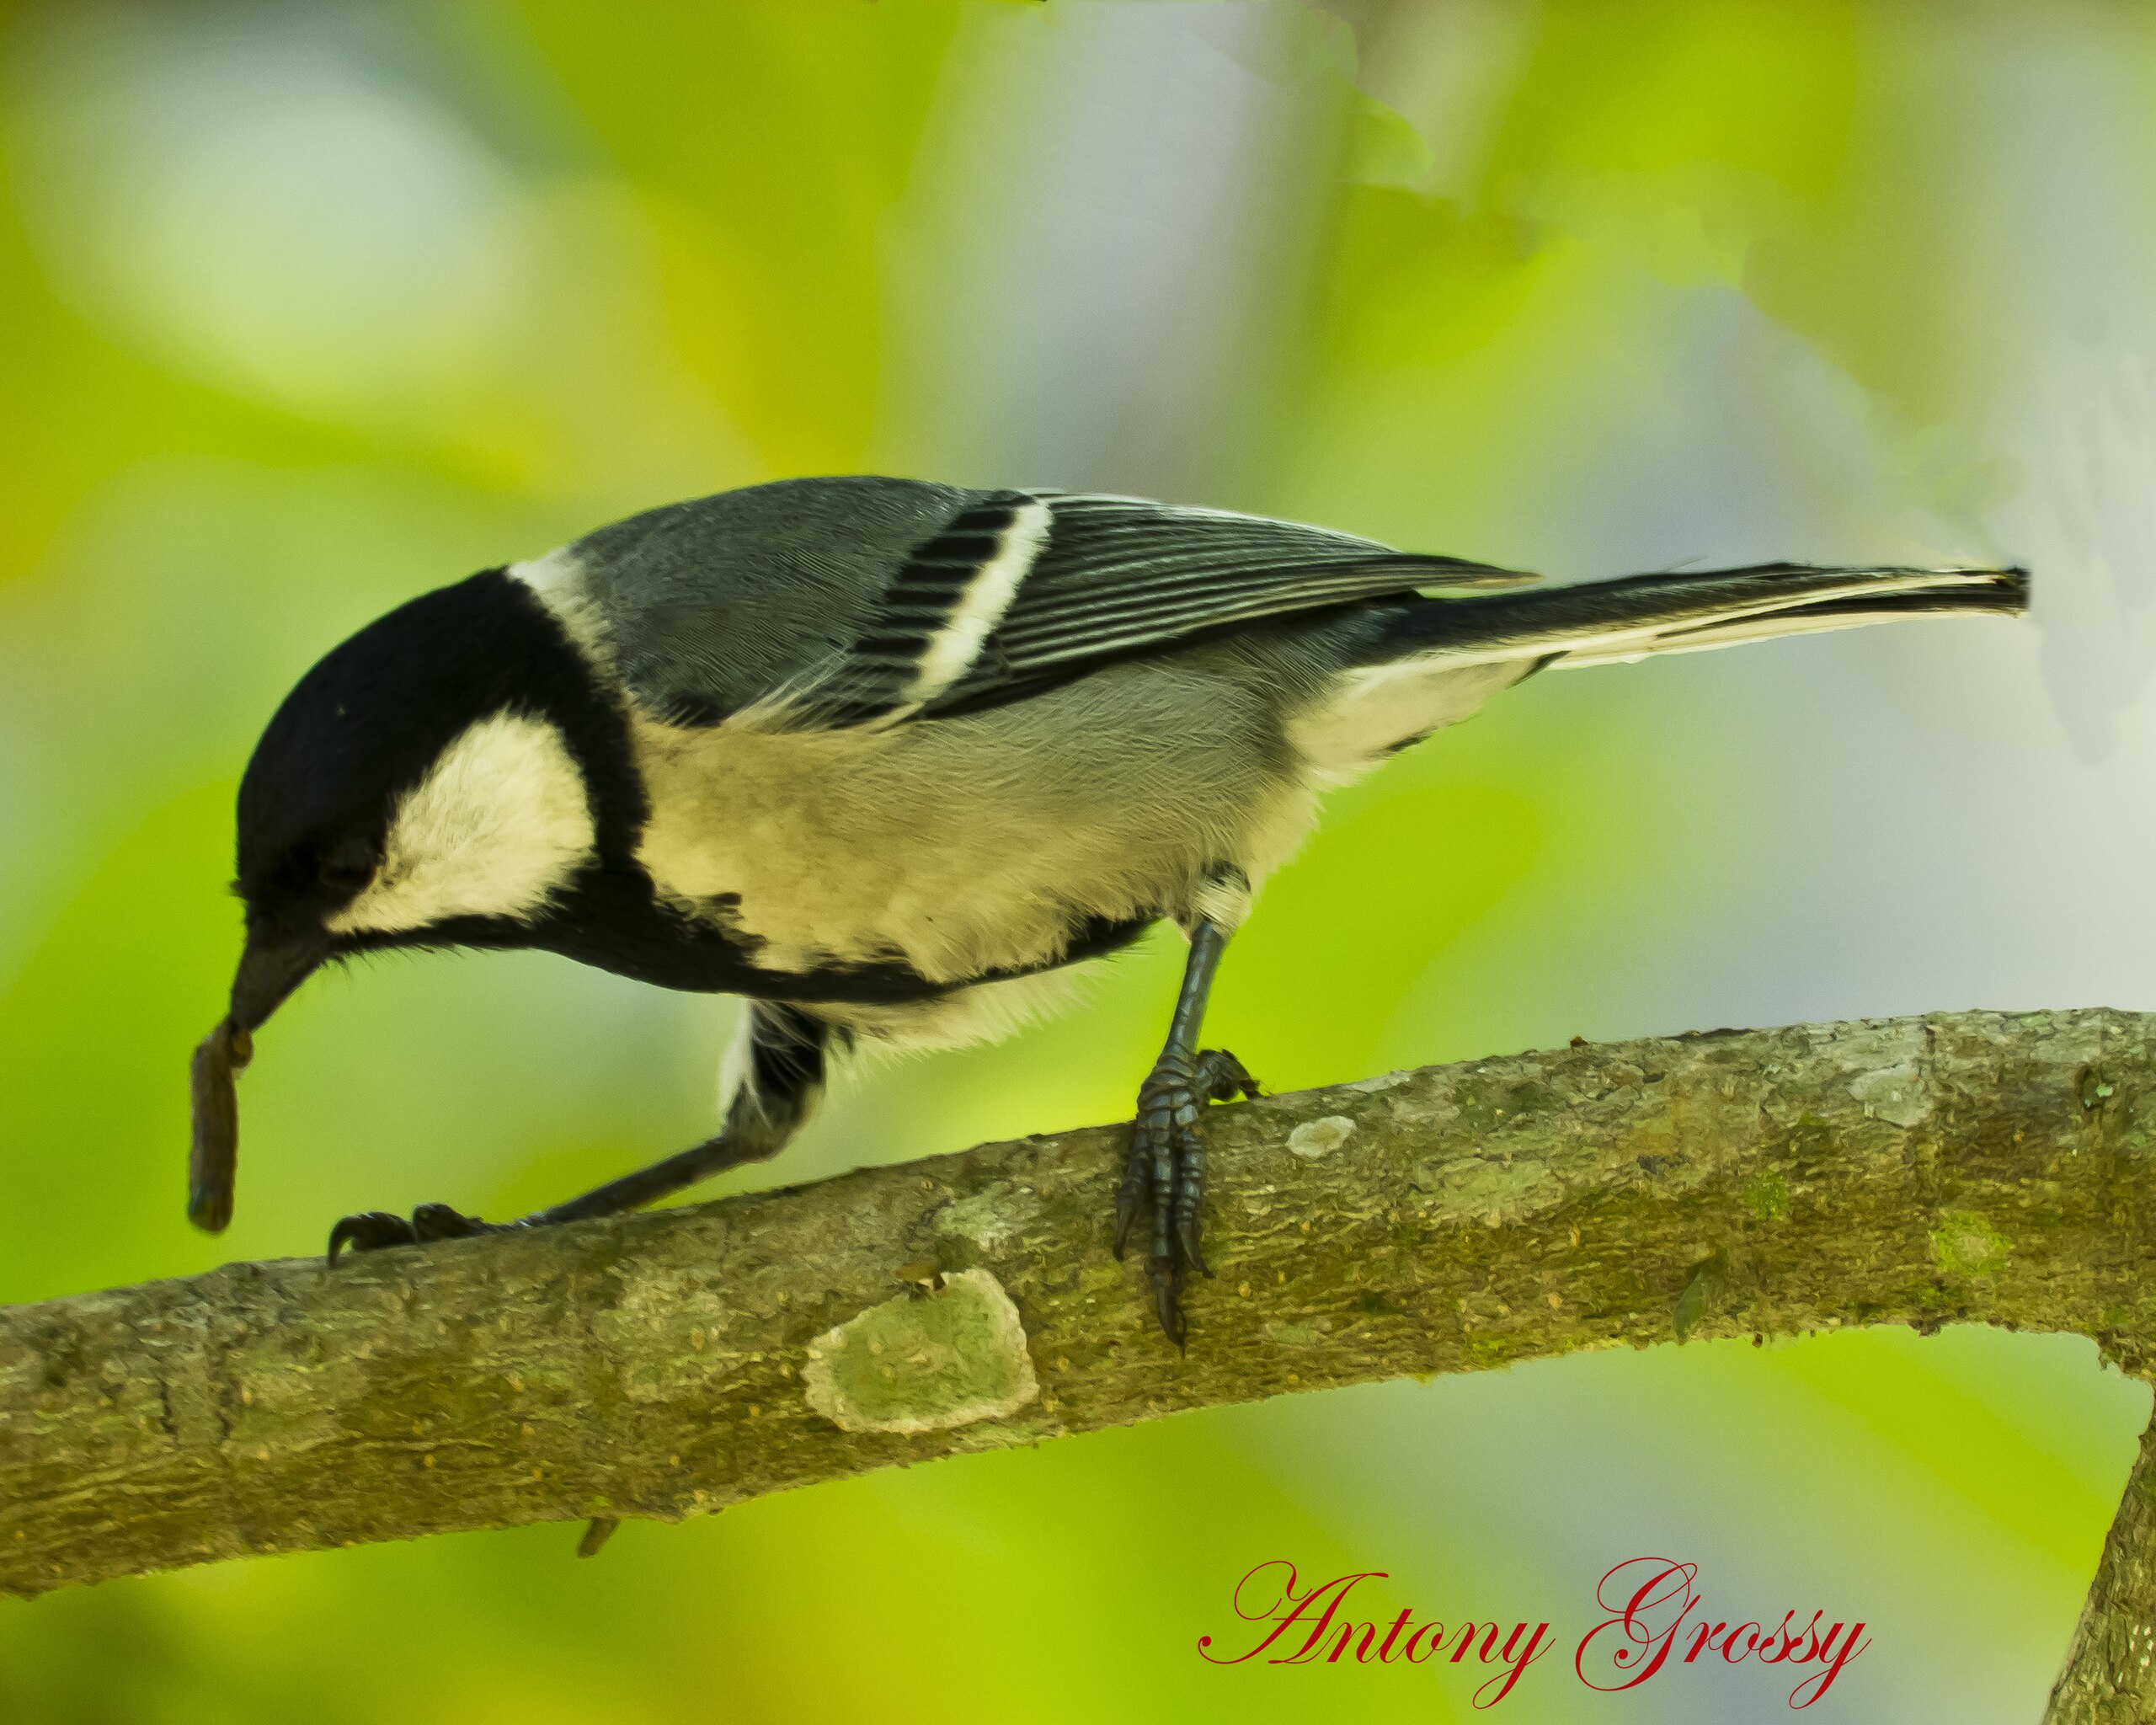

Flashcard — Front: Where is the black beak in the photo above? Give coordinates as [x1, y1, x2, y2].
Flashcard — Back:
[188, 931, 327, 1233]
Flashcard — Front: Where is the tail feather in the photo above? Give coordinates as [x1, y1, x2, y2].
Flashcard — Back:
[1378, 562, 2029, 670]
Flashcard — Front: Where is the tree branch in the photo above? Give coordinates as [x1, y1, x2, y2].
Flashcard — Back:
[5, 1009, 2156, 1717]
[2050, 1406, 2156, 1722]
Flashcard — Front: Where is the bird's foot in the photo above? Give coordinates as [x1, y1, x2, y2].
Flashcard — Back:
[327, 1203, 509, 1265]
[1113, 1047, 1260, 1345]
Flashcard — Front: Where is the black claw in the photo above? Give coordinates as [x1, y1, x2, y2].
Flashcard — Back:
[328, 1204, 498, 1265]
[1121, 1044, 1261, 1342]
[1177, 1218, 1211, 1279]
[1194, 1048, 1261, 1103]
[1149, 1256, 1185, 1348]
[1113, 1151, 1146, 1260]
[327, 1210, 417, 1265]
[411, 1203, 492, 1242]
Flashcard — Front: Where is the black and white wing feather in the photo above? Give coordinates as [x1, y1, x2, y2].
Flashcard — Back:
[803, 489, 1532, 725]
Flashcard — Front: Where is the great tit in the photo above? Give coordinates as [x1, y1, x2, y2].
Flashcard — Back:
[189, 477, 2026, 1341]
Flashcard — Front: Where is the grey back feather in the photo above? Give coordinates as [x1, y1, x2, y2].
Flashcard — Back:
[565, 475, 1529, 728]
[570, 476, 980, 723]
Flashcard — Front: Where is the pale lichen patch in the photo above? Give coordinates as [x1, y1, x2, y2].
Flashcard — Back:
[801, 1268, 1038, 1435]
[1849, 1060, 1929, 1130]
[933, 1189, 1019, 1252]
[1287, 1116, 1355, 1158]
[1343, 1071, 1410, 1094]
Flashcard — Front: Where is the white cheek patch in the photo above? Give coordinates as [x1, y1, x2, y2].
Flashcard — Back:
[328, 710, 596, 936]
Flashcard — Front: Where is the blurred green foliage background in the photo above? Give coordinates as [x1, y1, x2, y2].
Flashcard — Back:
[4, 2, 2156, 1719]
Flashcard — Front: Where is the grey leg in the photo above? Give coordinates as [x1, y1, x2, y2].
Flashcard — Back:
[1113, 920, 1261, 1344]
[328, 1004, 831, 1263]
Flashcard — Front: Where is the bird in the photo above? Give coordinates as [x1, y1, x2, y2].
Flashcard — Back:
[188, 477, 2028, 1343]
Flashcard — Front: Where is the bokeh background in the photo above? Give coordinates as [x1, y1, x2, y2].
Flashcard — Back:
[3, 1, 2154, 1719]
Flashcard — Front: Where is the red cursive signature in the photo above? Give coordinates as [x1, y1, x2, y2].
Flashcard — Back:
[1201, 1557, 1870, 1709]
[1574, 1557, 1870, 1708]
[1199, 1560, 1550, 1706]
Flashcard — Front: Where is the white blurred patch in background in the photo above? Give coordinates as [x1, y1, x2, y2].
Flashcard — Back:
[11, 8, 520, 423]
[6, 3, 747, 494]
[880, 0, 1352, 499]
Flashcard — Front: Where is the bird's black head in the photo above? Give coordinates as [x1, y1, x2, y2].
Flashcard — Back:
[191, 568, 642, 1231]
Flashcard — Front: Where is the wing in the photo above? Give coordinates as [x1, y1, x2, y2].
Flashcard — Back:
[558, 476, 979, 725]
[795, 490, 1534, 726]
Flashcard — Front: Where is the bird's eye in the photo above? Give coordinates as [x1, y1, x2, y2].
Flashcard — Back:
[317, 839, 377, 893]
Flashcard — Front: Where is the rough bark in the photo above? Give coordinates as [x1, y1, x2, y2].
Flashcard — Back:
[2051, 1407, 2156, 1722]
[4, 1008, 2156, 1719]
